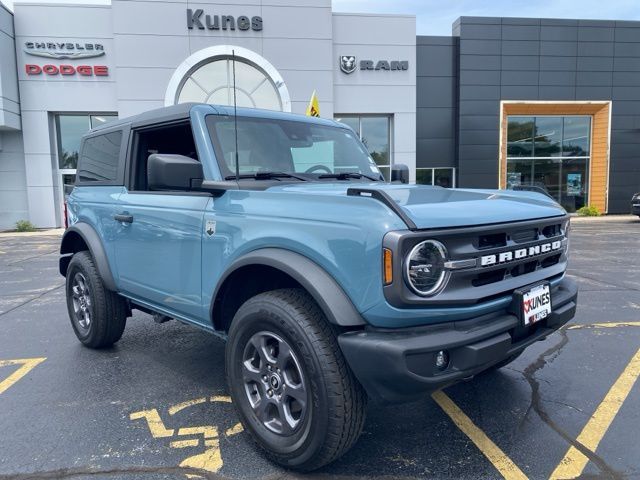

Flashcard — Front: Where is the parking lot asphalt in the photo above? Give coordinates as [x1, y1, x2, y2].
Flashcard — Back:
[0, 217, 639, 480]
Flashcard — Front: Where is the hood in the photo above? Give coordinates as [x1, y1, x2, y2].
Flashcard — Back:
[270, 183, 566, 229]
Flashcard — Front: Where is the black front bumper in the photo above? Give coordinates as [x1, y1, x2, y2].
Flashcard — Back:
[338, 277, 578, 403]
[632, 203, 640, 216]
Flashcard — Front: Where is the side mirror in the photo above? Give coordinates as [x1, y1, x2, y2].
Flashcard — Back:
[147, 154, 203, 191]
[391, 163, 410, 184]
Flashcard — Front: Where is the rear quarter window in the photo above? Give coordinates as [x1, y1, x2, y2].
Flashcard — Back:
[77, 131, 124, 183]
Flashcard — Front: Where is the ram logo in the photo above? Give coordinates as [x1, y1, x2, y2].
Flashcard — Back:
[339, 55, 356, 74]
[480, 240, 563, 267]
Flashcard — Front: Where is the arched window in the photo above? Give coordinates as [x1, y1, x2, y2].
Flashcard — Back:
[177, 58, 282, 111]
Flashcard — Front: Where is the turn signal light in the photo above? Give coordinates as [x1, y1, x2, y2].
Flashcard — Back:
[383, 248, 393, 285]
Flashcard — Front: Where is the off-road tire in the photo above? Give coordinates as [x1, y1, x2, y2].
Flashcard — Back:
[226, 288, 367, 471]
[65, 251, 127, 348]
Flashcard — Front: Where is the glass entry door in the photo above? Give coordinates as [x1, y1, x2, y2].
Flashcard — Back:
[506, 116, 590, 212]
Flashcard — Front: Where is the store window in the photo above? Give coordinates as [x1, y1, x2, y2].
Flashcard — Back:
[176, 58, 282, 111]
[55, 114, 118, 170]
[416, 167, 456, 188]
[506, 116, 590, 212]
[334, 115, 391, 179]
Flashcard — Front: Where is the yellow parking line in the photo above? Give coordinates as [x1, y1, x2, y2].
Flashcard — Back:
[129, 409, 175, 438]
[168, 397, 207, 415]
[550, 347, 640, 479]
[0, 358, 46, 395]
[432, 390, 528, 480]
[225, 422, 244, 436]
[171, 439, 200, 448]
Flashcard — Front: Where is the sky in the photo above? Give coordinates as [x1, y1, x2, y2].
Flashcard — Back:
[2, 0, 640, 35]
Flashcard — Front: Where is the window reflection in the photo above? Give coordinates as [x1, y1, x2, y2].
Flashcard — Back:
[507, 116, 534, 157]
[335, 115, 391, 179]
[416, 167, 455, 187]
[506, 115, 591, 212]
[533, 117, 562, 157]
[55, 114, 118, 170]
[562, 117, 591, 157]
[56, 115, 91, 169]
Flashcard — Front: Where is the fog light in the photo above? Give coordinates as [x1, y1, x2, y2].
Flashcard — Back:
[435, 350, 449, 370]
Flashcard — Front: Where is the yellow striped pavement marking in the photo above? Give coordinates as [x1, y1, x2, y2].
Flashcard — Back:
[550, 347, 640, 479]
[432, 390, 528, 480]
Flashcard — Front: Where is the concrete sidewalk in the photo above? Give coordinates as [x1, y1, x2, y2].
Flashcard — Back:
[0, 228, 64, 238]
[570, 214, 638, 223]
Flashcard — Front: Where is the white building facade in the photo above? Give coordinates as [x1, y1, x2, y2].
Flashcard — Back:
[0, 0, 416, 229]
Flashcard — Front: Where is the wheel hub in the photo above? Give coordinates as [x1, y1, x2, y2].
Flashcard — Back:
[268, 372, 282, 391]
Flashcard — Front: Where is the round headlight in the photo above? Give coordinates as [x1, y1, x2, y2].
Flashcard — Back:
[405, 240, 449, 296]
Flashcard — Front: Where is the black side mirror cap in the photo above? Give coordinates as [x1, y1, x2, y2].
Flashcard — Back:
[391, 163, 410, 184]
[147, 154, 204, 191]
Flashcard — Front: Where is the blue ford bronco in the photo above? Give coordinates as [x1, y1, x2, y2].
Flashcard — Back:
[60, 103, 577, 470]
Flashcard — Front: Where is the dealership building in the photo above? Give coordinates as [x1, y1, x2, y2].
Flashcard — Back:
[0, 1, 639, 229]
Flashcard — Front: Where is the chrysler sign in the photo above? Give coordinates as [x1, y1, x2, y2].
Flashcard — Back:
[24, 41, 105, 60]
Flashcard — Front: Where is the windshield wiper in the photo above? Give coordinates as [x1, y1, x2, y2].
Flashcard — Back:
[225, 171, 308, 181]
[318, 172, 380, 181]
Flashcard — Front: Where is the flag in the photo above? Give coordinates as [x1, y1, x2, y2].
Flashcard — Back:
[306, 90, 320, 117]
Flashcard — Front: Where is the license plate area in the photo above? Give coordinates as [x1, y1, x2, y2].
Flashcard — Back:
[513, 282, 552, 326]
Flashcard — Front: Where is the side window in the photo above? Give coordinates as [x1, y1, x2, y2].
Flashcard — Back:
[77, 131, 123, 183]
[131, 122, 198, 191]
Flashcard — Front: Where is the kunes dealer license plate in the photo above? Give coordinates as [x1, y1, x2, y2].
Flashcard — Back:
[521, 283, 552, 326]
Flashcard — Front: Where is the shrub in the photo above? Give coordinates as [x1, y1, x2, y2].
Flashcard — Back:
[15, 220, 36, 232]
[576, 205, 601, 217]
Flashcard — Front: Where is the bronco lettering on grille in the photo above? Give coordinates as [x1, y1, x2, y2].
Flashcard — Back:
[480, 240, 563, 267]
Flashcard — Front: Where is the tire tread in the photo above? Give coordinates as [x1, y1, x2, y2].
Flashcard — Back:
[228, 288, 366, 471]
[66, 251, 126, 348]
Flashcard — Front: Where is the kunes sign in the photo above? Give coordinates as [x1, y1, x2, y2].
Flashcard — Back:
[187, 9, 263, 31]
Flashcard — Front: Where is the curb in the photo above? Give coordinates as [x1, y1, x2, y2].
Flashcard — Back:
[570, 214, 638, 223]
[0, 228, 65, 238]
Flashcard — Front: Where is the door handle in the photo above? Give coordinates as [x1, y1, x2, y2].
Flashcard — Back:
[114, 213, 134, 224]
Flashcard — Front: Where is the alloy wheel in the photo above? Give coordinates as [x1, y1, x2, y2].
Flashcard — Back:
[241, 331, 308, 435]
[71, 272, 92, 330]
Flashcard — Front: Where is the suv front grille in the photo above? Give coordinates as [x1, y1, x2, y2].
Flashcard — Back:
[462, 221, 566, 290]
[383, 216, 570, 307]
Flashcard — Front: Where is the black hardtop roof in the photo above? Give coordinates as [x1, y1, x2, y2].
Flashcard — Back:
[89, 103, 345, 134]
[89, 103, 199, 133]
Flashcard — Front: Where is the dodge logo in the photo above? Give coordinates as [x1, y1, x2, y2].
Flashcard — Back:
[340, 55, 356, 74]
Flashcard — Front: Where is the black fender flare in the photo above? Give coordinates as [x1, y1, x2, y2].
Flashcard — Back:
[59, 223, 117, 291]
[212, 248, 366, 327]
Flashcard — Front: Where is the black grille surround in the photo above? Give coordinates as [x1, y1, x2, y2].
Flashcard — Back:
[382, 215, 570, 308]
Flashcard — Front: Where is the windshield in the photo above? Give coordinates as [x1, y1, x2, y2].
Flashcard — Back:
[206, 115, 383, 180]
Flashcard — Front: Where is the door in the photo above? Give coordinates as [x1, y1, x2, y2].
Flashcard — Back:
[113, 192, 211, 322]
[112, 121, 212, 324]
